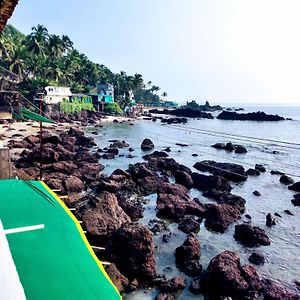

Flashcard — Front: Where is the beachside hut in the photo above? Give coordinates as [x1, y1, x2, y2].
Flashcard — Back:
[89, 83, 114, 111]
[0, 179, 121, 300]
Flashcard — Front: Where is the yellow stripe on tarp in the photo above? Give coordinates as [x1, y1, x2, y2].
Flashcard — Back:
[40, 181, 122, 299]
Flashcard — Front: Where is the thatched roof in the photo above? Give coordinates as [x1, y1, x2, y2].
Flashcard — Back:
[0, 0, 19, 33]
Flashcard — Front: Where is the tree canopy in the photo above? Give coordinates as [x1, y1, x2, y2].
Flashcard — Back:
[0, 24, 166, 107]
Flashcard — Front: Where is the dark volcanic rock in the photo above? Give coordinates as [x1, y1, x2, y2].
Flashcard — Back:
[284, 210, 294, 216]
[160, 276, 186, 293]
[175, 234, 202, 276]
[110, 140, 129, 148]
[248, 252, 266, 265]
[154, 293, 174, 300]
[178, 216, 200, 234]
[253, 191, 261, 196]
[201, 251, 262, 298]
[217, 110, 285, 121]
[151, 108, 213, 119]
[288, 182, 300, 192]
[142, 151, 169, 160]
[105, 263, 129, 293]
[157, 193, 206, 221]
[106, 223, 156, 282]
[77, 192, 131, 242]
[247, 168, 260, 176]
[193, 160, 247, 182]
[271, 170, 285, 175]
[212, 142, 247, 154]
[192, 173, 232, 192]
[266, 213, 276, 227]
[291, 194, 300, 206]
[174, 171, 193, 189]
[255, 164, 266, 173]
[205, 204, 242, 233]
[64, 175, 84, 193]
[141, 138, 154, 150]
[261, 278, 300, 300]
[137, 175, 168, 195]
[280, 175, 294, 185]
[234, 224, 271, 247]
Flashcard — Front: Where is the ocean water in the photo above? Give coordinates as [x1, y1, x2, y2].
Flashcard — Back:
[87, 105, 300, 299]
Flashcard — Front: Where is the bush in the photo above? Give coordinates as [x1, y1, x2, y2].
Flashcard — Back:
[105, 102, 122, 114]
[59, 98, 95, 114]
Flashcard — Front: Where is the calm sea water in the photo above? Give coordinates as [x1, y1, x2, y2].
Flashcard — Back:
[87, 105, 300, 299]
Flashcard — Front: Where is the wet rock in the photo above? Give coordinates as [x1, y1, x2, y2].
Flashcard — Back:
[175, 234, 200, 263]
[137, 175, 168, 195]
[105, 263, 129, 293]
[154, 293, 174, 300]
[288, 182, 300, 192]
[106, 147, 119, 155]
[128, 163, 156, 179]
[192, 153, 198, 157]
[253, 191, 261, 196]
[189, 278, 202, 295]
[248, 252, 265, 265]
[106, 223, 156, 282]
[274, 213, 282, 218]
[64, 175, 84, 193]
[235, 145, 247, 154]
[201, 250, 262, 298]
[291, 194, 300, 206]
[158, 182, 188, 197]
[234, 224, 271, 247]
[294, 281, 300, 291]
[160, 276, 186, 293]
[205, 204, 242, 233]
[280, 175, 294, 185]
[101, 153, 115, 159]
[255, 164, 266, 172]
[110, 140, 129, 148]
[97, 178, 121, 193]
[157, 193, 206, 221]
[141, 138, 154, 150]
[193, 160, 247, 182]
[247, 168, 260, 176]
[192, 173, 232, 192]
[245, 214, 252, 220]
[217, 110, 285, 121]
[128, 147, 134, 152]
[261, 278, 300, 300]
[284, 210, 294, 216]
[174, 171, 193, 189]
[75, 135, 97, 148]
[77, 192, 131, 242]
[148, 219, 169, 235]
[178, 216, 200, 234]
[266, 213, 276, 227]
[142, 151, 169, 160]
[271, 170, 285, 175]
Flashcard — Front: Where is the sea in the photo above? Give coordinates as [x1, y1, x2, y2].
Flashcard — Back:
[87, 105, 300, 299]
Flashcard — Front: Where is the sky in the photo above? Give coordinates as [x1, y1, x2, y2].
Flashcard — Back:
[8, 0, 300, 104]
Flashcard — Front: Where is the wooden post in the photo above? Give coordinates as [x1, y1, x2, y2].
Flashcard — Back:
[0, 147, 11, 179]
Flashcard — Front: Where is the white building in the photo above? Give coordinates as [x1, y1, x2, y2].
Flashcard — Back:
[42, 86, 72, 104]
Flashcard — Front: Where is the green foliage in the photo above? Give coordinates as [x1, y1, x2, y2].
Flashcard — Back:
[60, 99, 95, 114]
[1, 23, 166, 109]
[104, 102, 122, 114]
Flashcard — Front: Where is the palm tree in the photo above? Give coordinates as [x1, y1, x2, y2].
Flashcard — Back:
[147, 81, 152, 90]
[133, 73, 144, 91]
[151, 85, 160, 95]
[26, 24, 48, 56]
[61, 35, 73, 53]
[162, 91, 168, 100]
[48, 34, 65, 58]
[8, 46, 27, 78]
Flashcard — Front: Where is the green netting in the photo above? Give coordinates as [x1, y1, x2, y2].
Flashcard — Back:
[12, 111, 26, 121]
[0, 179, 121, 300]
[17, 108, 55, 124]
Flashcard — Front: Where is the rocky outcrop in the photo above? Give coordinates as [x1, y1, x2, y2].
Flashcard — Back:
[261, 278, 300, 300]
[149, 108, 213, 119]
[193, 160, 247, 182]
[212, 142, 247, 154]
[106, 223, 156, 282]
[291, 194, 300, 206]
[248, 252, 266, 265]
[141, 138, 154, 150]
[280, 175, 294, 185]
[192, 173, 232, 192]
[205, 203, 242, 233]
[288, 182, 300, 192]
[160, 277, 187, 293]
[217, 111, 285, 121]
[77, 192, 131, 243]
[178, 216, 201, 234]
[201, 250, 262, 298]
[105, 263, 129, 293]
[175, 234, 202, 276]
[234, 224, 271, 247]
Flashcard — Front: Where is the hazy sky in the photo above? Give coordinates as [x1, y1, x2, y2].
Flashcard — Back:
[9, 0, 300, 104]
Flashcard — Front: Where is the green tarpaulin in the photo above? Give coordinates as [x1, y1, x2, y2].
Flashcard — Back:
[0, 179, 121, 300]
[14, 108, 55, 124]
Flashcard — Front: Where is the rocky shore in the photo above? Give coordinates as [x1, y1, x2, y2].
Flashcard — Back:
[4, 118, 300, 299]
[217, 110, 286, 121]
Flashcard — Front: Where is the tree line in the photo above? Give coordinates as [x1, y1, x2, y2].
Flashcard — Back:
[0, 24, 168, 107]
